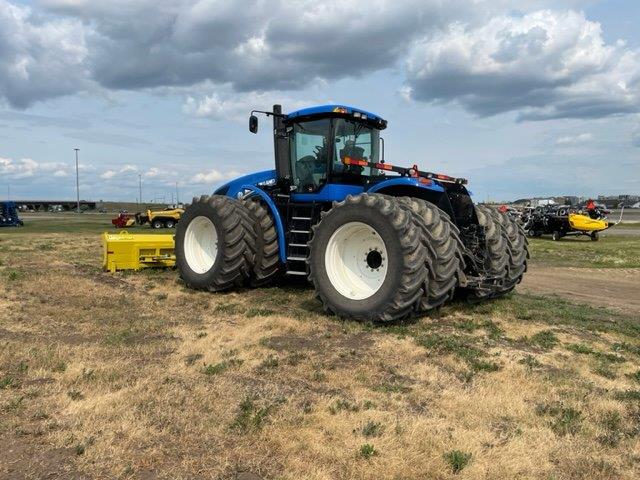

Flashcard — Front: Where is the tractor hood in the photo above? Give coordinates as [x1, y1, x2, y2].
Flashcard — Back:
[213, 169, 276, 197]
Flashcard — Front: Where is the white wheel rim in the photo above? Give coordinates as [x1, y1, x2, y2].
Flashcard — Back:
[184, 216, 218, 274]
[324, 221, 388, 300]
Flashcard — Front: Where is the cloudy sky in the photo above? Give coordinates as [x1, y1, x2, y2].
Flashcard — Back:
[1, 0, 638, 202]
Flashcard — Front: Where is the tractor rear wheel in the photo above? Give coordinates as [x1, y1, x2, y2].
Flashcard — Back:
[242, 196, 281, 286]
[488, 209, 528, 294]
[175, 195, 255, 291]
[308, 194, 426, 322]
[474, 205, 509, 298]
[398, 197, 464, 310]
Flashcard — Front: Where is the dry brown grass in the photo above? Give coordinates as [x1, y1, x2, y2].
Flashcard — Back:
[1, 229, 639, 479]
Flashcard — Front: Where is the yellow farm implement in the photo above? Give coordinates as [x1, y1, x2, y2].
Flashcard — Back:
[102, 231, 175, 272]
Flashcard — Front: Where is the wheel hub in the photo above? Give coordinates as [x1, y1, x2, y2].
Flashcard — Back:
[365, 249, 383, 270]
[184, 216, 219, 274]
[324, 221, 388, 300]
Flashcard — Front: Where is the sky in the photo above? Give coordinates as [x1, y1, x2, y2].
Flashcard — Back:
[0, 0, 639, 203]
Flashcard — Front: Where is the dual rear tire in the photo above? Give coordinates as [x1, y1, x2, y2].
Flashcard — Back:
[308, 194, 427, 322]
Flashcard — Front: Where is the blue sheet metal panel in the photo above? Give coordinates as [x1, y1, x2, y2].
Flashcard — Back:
[214, 169, 276, 196]
[286, 104, 385, 123]
[291, 184, 364, 203]
[366, 177, 445, 194]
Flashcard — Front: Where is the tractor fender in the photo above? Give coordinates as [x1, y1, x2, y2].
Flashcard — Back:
[367, 177, 445, 194]
[229, 184, 286, 264]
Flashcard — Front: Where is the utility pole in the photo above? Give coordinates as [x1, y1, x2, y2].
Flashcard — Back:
[138, 174, 142, 205]
[74, 148, 80, 213]
[175, 181, 179, 205]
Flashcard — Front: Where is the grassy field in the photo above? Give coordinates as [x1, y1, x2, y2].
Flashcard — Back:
[528, 235, 640, 268]
[13, 213, 171, 235]
[1, 219, 639, 479]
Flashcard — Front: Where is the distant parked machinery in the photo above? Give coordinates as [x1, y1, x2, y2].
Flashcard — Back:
[111, 212, 137, 229]
[136, 207, 184, 229]
[0, 202, 24, 227]
[521, 200, 621, 241]
[173, 104, 530, 322]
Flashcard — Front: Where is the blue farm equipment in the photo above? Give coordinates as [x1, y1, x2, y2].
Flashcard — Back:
[0, 201, 23, 227]
[175, 105, 529, 322]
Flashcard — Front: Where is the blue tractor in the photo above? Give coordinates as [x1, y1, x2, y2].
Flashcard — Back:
[0, 201, 24, 227]
[175, 105, 528, 322]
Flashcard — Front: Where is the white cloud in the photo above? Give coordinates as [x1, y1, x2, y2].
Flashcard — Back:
[1, 0, 635, 127]
[183, 89, 324, 121]
[555, 132, 592, 145]
[405, 10, 640, 120]
[190, 169, 241, 184]
[0, 156, 70, 178]
[99, 164, 139, 180]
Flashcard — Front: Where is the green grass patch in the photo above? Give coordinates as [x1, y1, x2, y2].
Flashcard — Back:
[418, 333, 500, 373]
[528, 330, 559, 350]
[535, 403, 582, 436]
[0, 376, 16, 389]
[528, 236, 640, 268]
[359, 443, 377, 459]
[329, 399, 360, 415]
[230, 396, 274, 433]
[444, 450, 472, 473]
[493, 294, 639, 338]
[613, 390, 640, 402]
[201, 358, 242, 375]
[361, 421, 383, 438]
[627, 370, 640, 383]
[519, 354, 543, 369]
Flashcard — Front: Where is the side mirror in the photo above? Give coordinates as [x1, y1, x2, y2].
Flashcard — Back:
[249, 115, 258, 134]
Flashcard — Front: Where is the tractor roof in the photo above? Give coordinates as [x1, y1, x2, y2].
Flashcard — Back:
[285, 104, 387, 129]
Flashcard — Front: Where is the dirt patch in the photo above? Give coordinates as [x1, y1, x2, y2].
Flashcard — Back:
[0, 436, 84, 480]
[519, 266, 640, 314]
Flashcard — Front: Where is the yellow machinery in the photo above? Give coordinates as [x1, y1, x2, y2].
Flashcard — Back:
[102, 231, 175, 272]
[568, 213, 609, 233]
[136, 208, 184, 229]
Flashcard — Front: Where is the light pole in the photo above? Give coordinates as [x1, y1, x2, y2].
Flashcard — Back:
[175, 181, 179, 205]
[74, 148, 80, 213]
[138, 174, 142, 205]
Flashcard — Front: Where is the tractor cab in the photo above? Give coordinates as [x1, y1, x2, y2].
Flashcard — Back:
[250, 105, 389, 193]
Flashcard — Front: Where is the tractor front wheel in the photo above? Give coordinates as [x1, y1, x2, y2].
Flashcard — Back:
[175, 196, 255, 291]
[308, 194, 426, 322]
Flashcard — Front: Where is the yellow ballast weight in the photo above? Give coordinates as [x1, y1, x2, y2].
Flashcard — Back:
[102, 231, 176, 272]
[568, 213, 609, 233]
